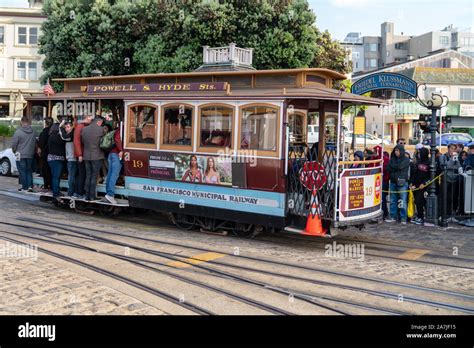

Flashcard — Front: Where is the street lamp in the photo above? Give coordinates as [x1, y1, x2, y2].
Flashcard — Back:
[411, 85, 449, 225]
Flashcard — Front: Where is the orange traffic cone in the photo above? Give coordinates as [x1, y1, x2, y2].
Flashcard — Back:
[303, 193, 326, 237]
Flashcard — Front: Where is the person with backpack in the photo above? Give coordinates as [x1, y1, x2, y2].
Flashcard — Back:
[103, 125, 123, 205]
[385, 144, 411, 224]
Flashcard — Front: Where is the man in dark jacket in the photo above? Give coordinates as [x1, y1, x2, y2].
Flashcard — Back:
[47, 120, 72, 198]
[37, 117, 53, 192]
[385, 144, 411, 224]
[11, 116, 37, 192]
[462, 145, 474, 170]
[440, 144, 462, 218]
[409, 147, 430, 225]
[81, 116, 105, 201]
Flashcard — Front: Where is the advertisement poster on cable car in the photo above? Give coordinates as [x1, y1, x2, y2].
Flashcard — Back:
[148, 152, 232, 186]
[339, 167, 382, 221]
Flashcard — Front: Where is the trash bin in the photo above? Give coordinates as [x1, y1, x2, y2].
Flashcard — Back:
[462, 169, 474, 214]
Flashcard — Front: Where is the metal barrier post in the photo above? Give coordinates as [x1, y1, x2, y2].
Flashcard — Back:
[440, 164, 448, 227]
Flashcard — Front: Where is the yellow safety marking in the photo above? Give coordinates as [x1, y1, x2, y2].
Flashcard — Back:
[398, 248, 431, 260]
[168, 252, 226, 268]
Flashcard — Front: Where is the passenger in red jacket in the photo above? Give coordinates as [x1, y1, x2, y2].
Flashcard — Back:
[72, 115, 94, 198]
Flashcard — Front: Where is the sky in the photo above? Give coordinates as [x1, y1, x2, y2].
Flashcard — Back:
[1, 0, 473, 41]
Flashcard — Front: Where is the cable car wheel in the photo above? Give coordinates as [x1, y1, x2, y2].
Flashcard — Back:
[173, 213, 196, 230]
[233, 223, 262, 238]
[100, 205, 120, 217]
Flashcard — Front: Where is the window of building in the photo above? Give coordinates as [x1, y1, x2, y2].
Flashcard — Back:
[127, 104, 157, 148]
[17, 26, 39, 45]
[16, 61, 38, 80]
[386, 51, 390, 57]
[240, 104, 279, 156]
[18, 27, 27, 44]
[370, 59, 377, 68]
[0, 27, 4, 44]
[395, 42, 407, 50]
[198, 104, 233, 151]
[16, 62, 26, 79]
[365, 43, 378, 52]
[0, 59, 4, 80]
[28, 62, 37, 80]
[439, 36, 449, 45]
[460, 88, 474, 100]
[352, 52, 360, 59]
[161, 104, 194, 150]
[29, 27, 38, 45]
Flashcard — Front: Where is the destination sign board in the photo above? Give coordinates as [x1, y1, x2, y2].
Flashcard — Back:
[351, 73, 417, 97]
[83, 82, 227, 94]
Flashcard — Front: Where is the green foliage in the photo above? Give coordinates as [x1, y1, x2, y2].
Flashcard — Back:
[40, 0, 350, 82]
[0, 124, 15, 137]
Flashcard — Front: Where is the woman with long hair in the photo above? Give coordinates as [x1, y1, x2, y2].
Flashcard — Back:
[203, 157, 220, 184]
[182, 155, 202, 182]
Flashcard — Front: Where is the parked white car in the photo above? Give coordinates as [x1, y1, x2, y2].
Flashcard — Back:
[344, 132, 391, 146]
[0, 148, 18, 176]
[307, 125, 319, 144]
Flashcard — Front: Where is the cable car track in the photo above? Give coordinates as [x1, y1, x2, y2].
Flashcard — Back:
[2, 190, 473, 270]
[0, 226, 402, 315]
[16, 217, 474, 301]
[0, 228, 345, 315]
[3, 219, 474, 314]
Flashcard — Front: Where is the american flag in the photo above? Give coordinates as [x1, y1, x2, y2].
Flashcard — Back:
[43, 79, 55, 96]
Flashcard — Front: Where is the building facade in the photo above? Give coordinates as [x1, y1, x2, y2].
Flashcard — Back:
[342, 22, 474, 75]
[352, 50, 474, 143]
[0, 1, 46, 117]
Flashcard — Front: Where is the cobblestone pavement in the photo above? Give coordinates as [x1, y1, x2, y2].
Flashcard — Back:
[0, 241, 164, 315]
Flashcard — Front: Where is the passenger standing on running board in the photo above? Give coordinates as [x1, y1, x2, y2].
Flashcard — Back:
[37, 117, 53, 193]
[62, 121, 76, 197]
[47, 119, 72, 199]
[104, 125, 123, 205]
[81, 116, 106, 201]
[72, 114, 94, 199]
[11, 116, 37, 192]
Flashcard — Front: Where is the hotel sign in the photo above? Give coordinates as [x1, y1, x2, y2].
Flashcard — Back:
[460, 104, 474, 117]
[351, 73, 417, 97]
[83, 82, 227, 94]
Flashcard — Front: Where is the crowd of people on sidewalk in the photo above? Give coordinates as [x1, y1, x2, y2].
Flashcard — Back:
[350, 138, 474, 226]
[11, 114, 123, 204]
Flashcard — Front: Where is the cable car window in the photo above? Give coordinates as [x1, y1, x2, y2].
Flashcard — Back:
[162, 104, 193, 148]
[199, 105, 233, 149]
[128, 104, 157, 146]
[241, 106, 278, 151]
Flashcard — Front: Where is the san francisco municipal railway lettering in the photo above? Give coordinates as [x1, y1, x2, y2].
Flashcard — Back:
[141, 185, 259, 204]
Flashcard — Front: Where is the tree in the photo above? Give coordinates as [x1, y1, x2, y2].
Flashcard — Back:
[39, 0, 350, 85]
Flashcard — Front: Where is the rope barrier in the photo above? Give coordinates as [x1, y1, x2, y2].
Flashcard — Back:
[381, 173, 444, 193]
